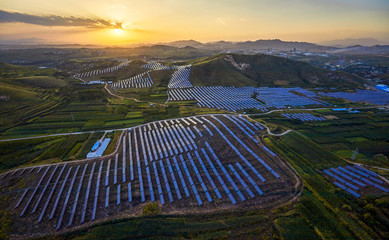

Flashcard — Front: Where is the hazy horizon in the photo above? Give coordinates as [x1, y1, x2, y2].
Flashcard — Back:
[1, 0, 388, 45]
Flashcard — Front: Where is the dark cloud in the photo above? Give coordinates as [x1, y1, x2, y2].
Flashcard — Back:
[0, 10, 121, 29]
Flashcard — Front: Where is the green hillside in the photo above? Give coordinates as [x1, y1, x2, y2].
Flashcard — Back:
[186, 53, 366, 88]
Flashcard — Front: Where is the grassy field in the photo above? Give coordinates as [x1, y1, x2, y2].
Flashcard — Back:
[266, 132, 389, 240]
[253, 108, 389, 168]
[0, 132, 104, 172]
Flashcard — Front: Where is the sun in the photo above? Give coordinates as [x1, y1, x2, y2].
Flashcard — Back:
[112, 28, 124, 35]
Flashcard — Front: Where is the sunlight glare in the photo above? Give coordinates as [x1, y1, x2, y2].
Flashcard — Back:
[112, 28, 124, 35]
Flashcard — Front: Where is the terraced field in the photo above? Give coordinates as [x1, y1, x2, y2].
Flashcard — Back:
[0, 115, 299, 238]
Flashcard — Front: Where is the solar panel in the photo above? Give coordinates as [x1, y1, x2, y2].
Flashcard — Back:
[128, 132, 134, 181]
[160, 160, 173, 203]
[80, 162, 95, 224]
[117, 185, 121, 205]
[105, 187, 110, 208]
[228, 164, 254, 198]
[32, 165, 59, 213]
[346, 166, 369, 177]
[223, 115, 258, 143]
[194, 151, 222, 199]
[114, 154, 118, 184]
[205, 144, 245, 202]
[128, 182, 132, 202]
[202, 124, 214, 136]
[146, 166, 155, 202]
[49, 167, 73, 220]
[166, 158, 182, 200]
[38, 164, 67, 223]
[334, 181, 347, 190]
[179, 155, 202, 205]
[187, 152, 212, 203]
[153, 162, 164, 205]
[209, 116, 280, 179]
[135, 130, 145, 202]
[345, 188, 361, 198]
[263, 146, 276, 157]
[172, 156, 190, 197]
[68, 164, 88, 227]
[353, 165, 378, 177]
[201, 148, 236, 204]
[230, 116, 256, 134]
[235, 163, 263, 195]
[122, 136, 127, 183]
[105, 159, 111, 187]
[56, 166, 80, 230]
[20, 166, 50, 216]
[373, 184, 389, 193]
[162, 127, 179, 155]
[157, 127, 174, 156]
[15, 189, 29, 209]
[91, 161, 104, 221]
[192, 126, 203, 138]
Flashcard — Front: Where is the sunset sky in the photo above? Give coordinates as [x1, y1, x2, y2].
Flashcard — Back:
[0, 0, 388, 45]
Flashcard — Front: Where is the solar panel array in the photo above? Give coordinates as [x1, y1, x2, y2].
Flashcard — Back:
[255, 87, 328, 109]
[282, 113, 326, 121]
[168, 87, 329, 112]
[110, 72, 154, 89]
[318, 89, 389, 105]
[74, 60, 130, 79]
[142, 62, 176, 71]
[324, 164, 388, 198]
[1, 115, 291, 234]
[168, 65, 192, 88]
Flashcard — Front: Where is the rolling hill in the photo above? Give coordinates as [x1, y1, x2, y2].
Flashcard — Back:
[185, 53, 366, 88]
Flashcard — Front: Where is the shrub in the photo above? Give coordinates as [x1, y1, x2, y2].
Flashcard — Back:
[142, 203, 159, 216]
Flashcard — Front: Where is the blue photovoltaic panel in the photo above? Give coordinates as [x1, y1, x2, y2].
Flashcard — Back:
[172, 156, 190, 197]
[346, 188, 361, 198]
[91, 161, 103, 221]
[146, 166, 155, 202]
[205, 144, 245, 202]
[68, 164, 88, 227]
[105, 159, 111, 186]
[201, 148, 237, 204]
[374, 184, 389, 193]
[160, 160, 173, 203]
[128, 182, 132, 202]
[20, 166, 51, 217]
[224, 115, 258, 143]
[187, 152, 212, 203]
[153, 161, 165, 205]
[32, 165, 60, 213]
[105, 187, 110, 208]
[117, 185, 121, 205]
[353, 164, 378, 177]
[166, 158, 182, 200]
[49, 167, 73, 220]
[228, 164, 254, 198]
[235, 162, 263, 195]
[81, 162, 95, 224]
[334, 181, 347, 190]
[56, 166, 80, 230]
[194, 151, 222, 199]
[179, 155, 203, 206]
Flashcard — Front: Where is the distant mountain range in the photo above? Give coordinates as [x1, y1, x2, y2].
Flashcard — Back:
[1, 38, 388, 56]
[162, 39, 334, 52]
[319, 38, 389, 47]
[161, 39, 389, 55]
